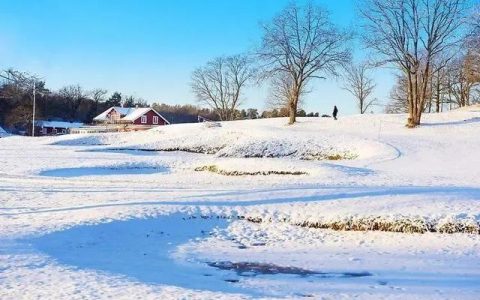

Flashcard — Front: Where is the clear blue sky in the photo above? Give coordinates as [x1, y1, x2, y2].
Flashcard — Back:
[0, 0, 394, 115]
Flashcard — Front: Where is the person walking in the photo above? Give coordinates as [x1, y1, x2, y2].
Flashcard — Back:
[333, 105, 338, 120]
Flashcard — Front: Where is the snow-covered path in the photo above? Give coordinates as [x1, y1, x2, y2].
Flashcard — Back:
[1, 109, 480, 299]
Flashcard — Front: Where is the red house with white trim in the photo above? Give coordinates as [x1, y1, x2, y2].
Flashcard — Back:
[93, 107, 170, 126]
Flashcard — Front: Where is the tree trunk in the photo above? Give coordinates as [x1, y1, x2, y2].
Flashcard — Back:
[436, 74, 441, 113]
[288, 100, 297, 124]
[406, 72, 417, 128]
[288, 87, 300, 125]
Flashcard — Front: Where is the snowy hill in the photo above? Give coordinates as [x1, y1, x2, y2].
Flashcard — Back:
[1, 109, 480, 299]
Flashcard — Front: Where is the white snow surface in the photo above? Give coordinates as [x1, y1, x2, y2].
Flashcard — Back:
[1, 107, 480, 299]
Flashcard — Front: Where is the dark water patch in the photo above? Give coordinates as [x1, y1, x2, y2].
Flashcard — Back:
[208, 261, 372, 278]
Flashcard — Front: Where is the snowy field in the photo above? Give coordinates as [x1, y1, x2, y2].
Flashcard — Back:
[1, 107, 480, 299]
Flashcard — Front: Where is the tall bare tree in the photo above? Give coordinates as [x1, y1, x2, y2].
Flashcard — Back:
[258, 2, 351, 124]
[342, 62, 377, 114]
[360, 0, 467, 127]
[191, 54, 254, 121]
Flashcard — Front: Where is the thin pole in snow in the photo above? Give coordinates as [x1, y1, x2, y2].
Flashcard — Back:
[32, 81, 36, 137]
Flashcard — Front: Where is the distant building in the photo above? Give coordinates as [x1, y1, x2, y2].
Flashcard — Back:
[34, 121, 84, 136]
[70, 107, 170, 134]
[93, 107, 170, 126]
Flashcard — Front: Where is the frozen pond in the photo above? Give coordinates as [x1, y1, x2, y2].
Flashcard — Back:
[39, 166, 168, 177]
[24, 214, 374, 297]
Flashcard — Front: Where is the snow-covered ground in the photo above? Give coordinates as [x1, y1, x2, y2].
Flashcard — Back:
[1, 107, 480, 299]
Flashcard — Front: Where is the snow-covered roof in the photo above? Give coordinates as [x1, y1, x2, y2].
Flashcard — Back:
[93, 107, 170, 124]
[121, 107, 153, 121]
[36, 121, 84, 129]
[93, 107, 136, 121]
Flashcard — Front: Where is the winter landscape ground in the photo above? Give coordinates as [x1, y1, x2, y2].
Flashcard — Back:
[1, 107, 480, 299]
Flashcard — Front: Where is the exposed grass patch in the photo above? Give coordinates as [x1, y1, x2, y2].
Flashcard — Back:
[194, 165, 307, 176]
[111, 146, 358, 161]
[172, 214, 479, 235]
[300, 151, 358, 161]
[241, 215, 480, 234]
[109, 146, 226, 154]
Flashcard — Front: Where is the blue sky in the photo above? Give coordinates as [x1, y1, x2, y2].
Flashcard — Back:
[0, 0, 394, 115]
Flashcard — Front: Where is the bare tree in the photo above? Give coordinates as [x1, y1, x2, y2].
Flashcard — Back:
[429, 55, 453, 113]
[467, 5, 480, 52]
[58, 84, 88, 119]
[90, 88, 108, 103]
[360, 0, 467, 127]
[258, 2, 351, 124]
[445, 53, 480, 107]
[191, 54, 254, 121]
[342, 62, 377, 114]
[266, 73, 307, 113]
[386, 73, 409, 113]
[0, 69, 42, 97]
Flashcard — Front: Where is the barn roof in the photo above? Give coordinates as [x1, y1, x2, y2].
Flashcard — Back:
[93, 107, 170, 124]
[36, 121, 84, 128]
[93, 107, 136, 121]
[121, 107, 152, 121]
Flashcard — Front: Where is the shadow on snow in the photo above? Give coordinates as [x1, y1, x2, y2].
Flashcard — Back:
[25, 214, 372, 297]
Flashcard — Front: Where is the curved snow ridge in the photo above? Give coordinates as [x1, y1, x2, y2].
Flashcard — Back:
[52, 126, 392, 162]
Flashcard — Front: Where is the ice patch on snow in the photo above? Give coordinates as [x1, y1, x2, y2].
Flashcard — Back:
[39, 163, 168, 177]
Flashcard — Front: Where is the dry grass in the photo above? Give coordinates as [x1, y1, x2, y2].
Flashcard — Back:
[179, 214, 479, 235]
[194, 165, 307, 176]
[242, 215, 480, 234]
[300, 152, 358, 161]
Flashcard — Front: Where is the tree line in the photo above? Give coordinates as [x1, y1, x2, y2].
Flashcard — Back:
[0, 69, 320, 133]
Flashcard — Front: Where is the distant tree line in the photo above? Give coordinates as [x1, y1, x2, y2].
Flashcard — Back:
[0, 68, 322, 134]
[0, 70, 148, 133]
[152, 103, 320, 124]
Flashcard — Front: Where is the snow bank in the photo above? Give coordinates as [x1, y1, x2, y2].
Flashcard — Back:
[54, 118, 390, 161]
